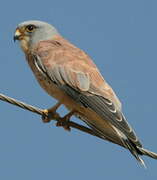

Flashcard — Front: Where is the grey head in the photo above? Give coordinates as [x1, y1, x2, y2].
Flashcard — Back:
[14, 20, 59, 50]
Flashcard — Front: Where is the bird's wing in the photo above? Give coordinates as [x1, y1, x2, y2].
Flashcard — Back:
[32, 38, 142, 147]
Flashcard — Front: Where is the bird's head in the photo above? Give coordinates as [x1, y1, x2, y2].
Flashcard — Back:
[14, 20, 59, 52]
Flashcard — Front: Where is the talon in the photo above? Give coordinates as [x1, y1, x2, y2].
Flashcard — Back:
[55, 110, 75, 131]
[42, 109, 57, 123]
[42, 109, 51, 123]
[56, 119, 71, 131]
[41, 102, 61, 123]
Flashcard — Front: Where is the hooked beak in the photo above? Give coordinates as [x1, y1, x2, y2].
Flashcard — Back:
[14, 28, 22, 42]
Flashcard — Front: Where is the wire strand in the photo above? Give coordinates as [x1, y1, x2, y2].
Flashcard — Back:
[0, 93, 43, 115]
[0, 92, 103, 140]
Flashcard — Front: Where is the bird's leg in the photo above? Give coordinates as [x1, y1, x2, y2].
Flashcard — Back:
[56, 110, 76, 131]
[42, 102, 61, 123]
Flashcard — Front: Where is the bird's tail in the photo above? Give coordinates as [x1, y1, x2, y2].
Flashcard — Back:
[109, 126, 157, 167]
[122, 139, 146, 168]
[137, 146, 157, 159]
[112, 126, 146, 167]
[124, 139, 157, 168]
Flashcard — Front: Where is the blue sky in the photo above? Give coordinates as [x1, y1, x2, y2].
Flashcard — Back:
[0, 0, 157, 179]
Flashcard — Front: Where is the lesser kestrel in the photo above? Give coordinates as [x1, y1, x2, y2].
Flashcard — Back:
[14, 20, 157, 167]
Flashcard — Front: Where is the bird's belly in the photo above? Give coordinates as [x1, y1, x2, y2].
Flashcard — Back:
[34, 72, 66, 100]
[31, 68, 80, 109]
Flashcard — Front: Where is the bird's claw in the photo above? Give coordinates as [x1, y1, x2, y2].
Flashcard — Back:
[56, 117, 71, 131]
[42, 109, 56, 123]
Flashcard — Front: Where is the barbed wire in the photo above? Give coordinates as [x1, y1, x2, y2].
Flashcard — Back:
[0, 93, 103, 140]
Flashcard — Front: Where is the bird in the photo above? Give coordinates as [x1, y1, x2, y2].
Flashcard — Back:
[14, 20, 157, 167]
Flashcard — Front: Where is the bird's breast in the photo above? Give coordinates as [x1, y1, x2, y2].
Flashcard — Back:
[28, 59, 62, 98]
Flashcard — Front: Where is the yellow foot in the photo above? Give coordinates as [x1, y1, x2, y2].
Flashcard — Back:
[42, 102, 61, 123]
[42, 109, 58, 123]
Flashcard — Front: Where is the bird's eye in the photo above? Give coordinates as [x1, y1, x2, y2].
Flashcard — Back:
[26, 25, 36, 32]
